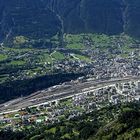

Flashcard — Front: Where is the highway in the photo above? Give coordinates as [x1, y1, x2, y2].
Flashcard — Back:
[0, 76, 140, 115]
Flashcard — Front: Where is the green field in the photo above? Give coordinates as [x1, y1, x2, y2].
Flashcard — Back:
[38, 53, 53, 64]
[10, 60, 26, 66]
[0, 54, 7, 61]
[51, 51, 65, 60]
[72, 54, 91, 62]
[0, 33, 138, 84]
[66, 43, 84, 50]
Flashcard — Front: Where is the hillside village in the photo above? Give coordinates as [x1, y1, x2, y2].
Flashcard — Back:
[0, 34, 140, 84]
[0, 79, 139, 131]
[0, 34, 140, 132]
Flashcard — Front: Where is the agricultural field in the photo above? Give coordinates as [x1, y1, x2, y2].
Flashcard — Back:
[0, 34, 139, 104]
[0, 34, 138, 84]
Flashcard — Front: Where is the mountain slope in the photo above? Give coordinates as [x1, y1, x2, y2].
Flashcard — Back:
[0, 0, 62, 43]
[0, 0, 140, 45]
[91, 106, 140, 140]
[44, 0, 124, 34]
[0, 103, 139, 140]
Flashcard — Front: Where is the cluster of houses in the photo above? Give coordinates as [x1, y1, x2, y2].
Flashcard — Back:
[53, 46, 140, 80]
[0, 36, 140, 130]
[0, 37, 140, 83]
[0, 79, 139, 131]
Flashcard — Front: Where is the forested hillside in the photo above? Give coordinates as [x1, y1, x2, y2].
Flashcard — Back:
[0, 102, 139, 140]
[0, 0, 140, 46]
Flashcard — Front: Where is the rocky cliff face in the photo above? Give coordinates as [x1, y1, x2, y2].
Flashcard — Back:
[0, 0, 62, 42]
[0, 0, 140, 43]
[124, 0, 140, 38]
[44, 0, 124, 34]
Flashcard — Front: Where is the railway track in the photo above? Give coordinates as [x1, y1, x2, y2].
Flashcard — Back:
[0, 76, 140, 114]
